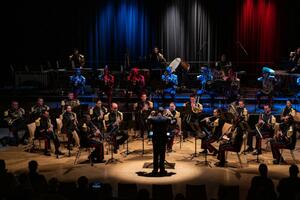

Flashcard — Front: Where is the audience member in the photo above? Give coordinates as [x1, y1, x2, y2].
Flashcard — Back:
[246, 164, 277, 200]
[277, 164, 300, 200]
[28, 160, 48, 194]
[0, 159, 17, 199]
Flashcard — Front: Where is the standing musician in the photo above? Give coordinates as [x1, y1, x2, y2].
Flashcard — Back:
[35, 110, 63, 156]
[89, 99, 108, 131]
[69, 48, 85, 69]
[270, 102, 297, 164]
[70, 68, 86, 97]
[256, 67, 278, 108]
[127, 67, 146, 98]
[61, 92, 80, 112]
[133, 93, 153, 138]
[80, 115, 104, 163]
[103, 103, 128, 153]
[148, 47, 167, 69]
[30, 98, 50, 121]
[246, 104, 276, 155]
[62, 105, 80, 152]
[166, 102, 181, 152]
[182, 94, 203, 140]
[161, 66, 178, 105]
[200, 108, 225, 155]
[147, 108, 171, 175]
[215, 54, 232, 78]
[98, 65, 114, 107]
[289, 47, 300, 73]
[4, 101, 26, 145]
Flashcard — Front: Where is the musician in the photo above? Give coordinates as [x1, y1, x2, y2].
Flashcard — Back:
[215, 54, 232, 77]
[98, 65, 114, 107]
[80, 115, 104, 163]
[69, 48, 85, 68]
[256, 67, 277, 108]
[35, 110, 63, 156]
[147, 108, 171, 175]
[61, 92, 80, 112]
[4, 101, 26, 145]
[62, 105, 80, 152]
[149, 47, 167, 69]
[215, 122, 244, 167]
[289, 47, 300, 73]
[161, 66, 178, 104]
[247, 104, 276, 155]
[133, 93, 153, 138]
[235, 100, 250, 132]
[127, 67, 145, 97]
[104, 103, 128, 153]
[270, 114, 297, 164]
[70, 68, 86, 97]
[166, 102, 181, 152]
[183, 94, 203, 139]
[89, 99, 108, 131]
[30, 98, 50, 121]
[200, 108, 225, 155]
[197, 66, 215, 106]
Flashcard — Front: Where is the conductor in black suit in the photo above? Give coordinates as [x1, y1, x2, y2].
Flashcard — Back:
[148, 108, 170, 175]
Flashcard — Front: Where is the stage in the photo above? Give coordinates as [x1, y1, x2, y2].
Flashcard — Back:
[1, 131, 299, 200]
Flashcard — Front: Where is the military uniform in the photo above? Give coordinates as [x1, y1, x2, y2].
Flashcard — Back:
[62, 111, 80, 149]
[35, 115, 60, 155]
[104, 111, 128, 153]
[4, 108, 26, 145]
[89, 105, 108, 131]
[134, 100, 153, 137]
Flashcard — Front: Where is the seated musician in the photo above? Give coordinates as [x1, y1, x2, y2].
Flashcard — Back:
[166, 102, 181, 152]
[31, 98, 50, 118]
[61, 92, 80, 112]
[270, 113, 297, 164]
[104, 103, 128, 153]
[80, 115, 104, 163]
[133, 93, 153, 138]
[215, 121, 244, 167]
[161, 66, 178, 105]
[200, 108, 225, 156]
[197, 66, 215, 106]
[246, 104, 276, 155]
[182, 94, 203, 140]
[35, 110, 63, 156]
[89, 99, 108, 132]
[270, 100, 297, 164]
[235, 100, 250, 133]
[62, 105, 80, 152]
[70, 68, 86, 97]
[127, 68, 145, 98]
[256, 67, 277, 108]
[98, 65, 114, 107]
[4, 101, 26, 145]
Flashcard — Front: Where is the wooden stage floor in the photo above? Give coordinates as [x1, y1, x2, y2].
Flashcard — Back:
[0, 134, 299, 200]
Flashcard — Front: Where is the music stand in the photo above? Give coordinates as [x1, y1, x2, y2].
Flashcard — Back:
[195, 150, 212, 168]
[105, 135, 122, 165]
[185, 133, 199, 160]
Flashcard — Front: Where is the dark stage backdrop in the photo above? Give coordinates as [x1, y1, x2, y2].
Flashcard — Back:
[5, 0, 300, 72]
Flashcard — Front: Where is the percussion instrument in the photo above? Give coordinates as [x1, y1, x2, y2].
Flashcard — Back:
[180, 61, 190, 72]
[262, 67, 275, 76]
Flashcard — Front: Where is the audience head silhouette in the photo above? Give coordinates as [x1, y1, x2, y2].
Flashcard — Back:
[259, 163, 268, 177]
[28, 160, 38, 173]
[289, 164, 299, 178]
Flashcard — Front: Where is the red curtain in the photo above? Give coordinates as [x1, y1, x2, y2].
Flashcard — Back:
[236, 0, 279, 65]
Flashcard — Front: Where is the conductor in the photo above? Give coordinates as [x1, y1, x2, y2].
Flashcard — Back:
[147, 108, 171, 175]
